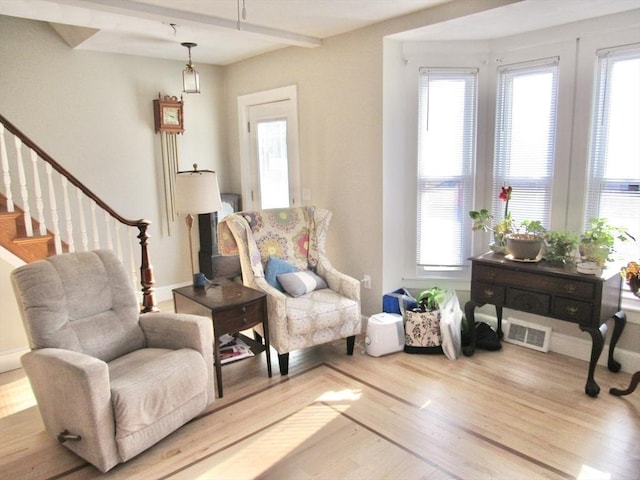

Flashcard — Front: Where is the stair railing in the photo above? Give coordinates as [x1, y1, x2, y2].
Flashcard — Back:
[0, 114, 157, 312]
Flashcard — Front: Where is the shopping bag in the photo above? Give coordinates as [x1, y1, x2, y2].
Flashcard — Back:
[403, 309, 443, 354]
[439, 290, 463, 360]
[383, 288, 416, 316]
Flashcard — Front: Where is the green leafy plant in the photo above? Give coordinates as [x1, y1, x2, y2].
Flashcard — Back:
[416, 287, 446, 311]
[580, 218, 629, 266]
[518, 220, 547, 237]
[544, 230, 579, 265]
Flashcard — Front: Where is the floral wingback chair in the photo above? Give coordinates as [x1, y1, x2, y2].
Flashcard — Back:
[218, 206, 361, 374]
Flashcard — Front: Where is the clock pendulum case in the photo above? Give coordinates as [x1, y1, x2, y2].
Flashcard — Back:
[153, 94, 184, 235]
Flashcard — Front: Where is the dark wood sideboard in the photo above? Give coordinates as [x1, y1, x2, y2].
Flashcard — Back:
[465, 252, 626, 397]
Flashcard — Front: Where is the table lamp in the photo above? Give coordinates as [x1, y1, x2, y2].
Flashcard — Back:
[176, 164, 222, 285]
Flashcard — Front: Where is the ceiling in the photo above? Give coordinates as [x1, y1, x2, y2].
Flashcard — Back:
[1, 0, 639, 65]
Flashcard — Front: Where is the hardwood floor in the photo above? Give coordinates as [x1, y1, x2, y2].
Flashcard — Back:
[1, 331, 638, 479]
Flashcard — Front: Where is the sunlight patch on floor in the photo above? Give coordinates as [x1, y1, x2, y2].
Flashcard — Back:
[172, 403, 346, 479]
[316, 388, 362, 403]
[577, 464, 611, 480]
[0, 375, 36, 418]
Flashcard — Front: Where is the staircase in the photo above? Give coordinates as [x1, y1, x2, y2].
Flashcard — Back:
[0, 113, 157, 312]
[0, 193, 61, 262]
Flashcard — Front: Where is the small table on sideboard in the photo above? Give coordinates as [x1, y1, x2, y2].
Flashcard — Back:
[465, 253, 626, 397]
[173, 282, 272, 398]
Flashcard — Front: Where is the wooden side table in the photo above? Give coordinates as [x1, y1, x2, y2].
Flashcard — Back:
[173, 282, 272, 398]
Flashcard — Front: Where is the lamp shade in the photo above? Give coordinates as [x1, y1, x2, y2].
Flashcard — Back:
[175, 169, 222, 214]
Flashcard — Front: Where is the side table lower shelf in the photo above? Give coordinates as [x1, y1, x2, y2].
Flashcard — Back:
[219, 333, 265, 366]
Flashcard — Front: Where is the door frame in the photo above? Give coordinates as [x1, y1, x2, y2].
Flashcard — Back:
[237, 85, 301, 210]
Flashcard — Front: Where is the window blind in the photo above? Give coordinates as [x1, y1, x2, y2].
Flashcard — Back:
[416, 68, 477, 268]
[492, 58, 559, 230]
[585, 45, 640, 261]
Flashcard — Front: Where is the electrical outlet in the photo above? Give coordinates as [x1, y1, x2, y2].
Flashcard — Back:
[362, 274, 371, 289]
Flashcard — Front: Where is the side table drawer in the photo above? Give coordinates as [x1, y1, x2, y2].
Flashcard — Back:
[506, 288, 550, 315]
[552, 297, 593, 324]
[471, 282, 505, 305]
[213, 298, 264, 336]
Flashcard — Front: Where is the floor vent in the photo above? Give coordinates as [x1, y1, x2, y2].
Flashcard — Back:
[504, 319, 551, 352]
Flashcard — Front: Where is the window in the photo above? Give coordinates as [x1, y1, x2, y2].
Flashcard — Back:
[492, 58, 559, 229]
[416, 68, 477, 268]
[585, 45, 640, 261]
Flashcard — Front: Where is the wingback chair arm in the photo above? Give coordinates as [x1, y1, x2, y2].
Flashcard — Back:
[139, 313, 215, 406]
[21, 348, 119, 472]
[317, 256, 361, 302]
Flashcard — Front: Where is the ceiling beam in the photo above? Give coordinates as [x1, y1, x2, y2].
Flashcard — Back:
[58, 0, 322, 48]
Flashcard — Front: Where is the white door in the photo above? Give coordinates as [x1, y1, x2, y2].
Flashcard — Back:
[238, 86, 301, 210]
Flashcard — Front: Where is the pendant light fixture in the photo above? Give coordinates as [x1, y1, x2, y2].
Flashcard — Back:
[181, 42, 200, 94]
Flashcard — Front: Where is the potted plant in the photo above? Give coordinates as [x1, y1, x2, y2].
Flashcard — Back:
[579, 218, 629, 267]
[469, 185, 514, 254]
[621, 261, 640, 298]
[506, 220, 547, 260]
[544, 230, 579, 265]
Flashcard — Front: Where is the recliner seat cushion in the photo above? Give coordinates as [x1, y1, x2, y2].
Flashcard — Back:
[286, 289, 359, 335]
[108, 348, 208, 459]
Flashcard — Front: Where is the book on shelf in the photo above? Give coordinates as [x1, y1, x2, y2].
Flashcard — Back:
[219, 334, 254, 364]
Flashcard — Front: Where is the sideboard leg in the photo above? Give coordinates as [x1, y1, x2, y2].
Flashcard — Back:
[580, 323, 608, 397]
[463, 300, 481, 357]
[495, 305, 504, 339]
[607, 311, 626, 373]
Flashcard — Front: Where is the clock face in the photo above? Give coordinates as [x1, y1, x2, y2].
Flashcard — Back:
[163, 107, 180, 126]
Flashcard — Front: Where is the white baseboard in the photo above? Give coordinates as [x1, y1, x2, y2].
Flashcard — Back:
[0, 347, 29, 373]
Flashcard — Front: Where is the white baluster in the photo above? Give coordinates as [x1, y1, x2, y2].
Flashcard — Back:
[45, 164, 62, 254]
[0, 123, 14, 212]
[115, 220, 123, 260]
[90, 200, 100, 249]
[128, 228, 139, 294]
[14, 137, 34, 236]
[30, 150, 47, 235]
[104, 210, 113, 250]
[76, 189, 88, 251]
[61, 178, 74, 252]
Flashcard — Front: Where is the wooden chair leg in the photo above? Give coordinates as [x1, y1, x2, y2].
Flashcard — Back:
[346, 335, 355, 355]
[278, 352, 289, 375]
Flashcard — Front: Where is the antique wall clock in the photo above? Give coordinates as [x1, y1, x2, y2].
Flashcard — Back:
[153, 95, 184, 134]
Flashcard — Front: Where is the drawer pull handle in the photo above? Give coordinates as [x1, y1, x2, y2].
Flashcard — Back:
[484, 289, 495, 298]
[241, 307, 247, 313]
[565, 283, 577, 293]
[487, 270, 497, 279]
[242, 317, 248, 324]
[566, 306, 578, 315]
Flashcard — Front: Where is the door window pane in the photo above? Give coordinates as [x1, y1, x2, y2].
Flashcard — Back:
[257, 119, 290, 209]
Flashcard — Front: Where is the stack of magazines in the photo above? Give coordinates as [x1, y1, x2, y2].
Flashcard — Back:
[219, 334, 254, 364]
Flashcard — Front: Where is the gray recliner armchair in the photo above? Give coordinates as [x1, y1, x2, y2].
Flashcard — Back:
[10, 249, 214, 472]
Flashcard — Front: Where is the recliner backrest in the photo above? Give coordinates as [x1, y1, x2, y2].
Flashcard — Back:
[11, 249, 146, 362]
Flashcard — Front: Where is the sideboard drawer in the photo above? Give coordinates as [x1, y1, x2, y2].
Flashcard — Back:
[552, 297, 593, 324]
[213, 299, 264, 336]
[506, 288, 550, 315]
[471, 282, 505, 305]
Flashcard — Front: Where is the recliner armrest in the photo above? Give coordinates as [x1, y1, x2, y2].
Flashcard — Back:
[139, 313, 214, 405]
[21, 348, 119, 472]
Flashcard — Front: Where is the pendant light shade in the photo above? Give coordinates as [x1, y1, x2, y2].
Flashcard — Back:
[181, 42, 200, 94]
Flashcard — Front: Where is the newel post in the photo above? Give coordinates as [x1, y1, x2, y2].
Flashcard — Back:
[137, 221, 158, 313]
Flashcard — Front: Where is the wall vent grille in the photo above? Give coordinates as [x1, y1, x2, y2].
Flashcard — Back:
[504, 319, 551, 352]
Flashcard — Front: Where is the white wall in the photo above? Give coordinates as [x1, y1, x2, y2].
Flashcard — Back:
[0, 15, 227, 369]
